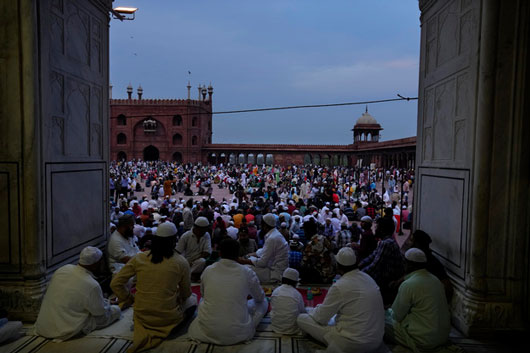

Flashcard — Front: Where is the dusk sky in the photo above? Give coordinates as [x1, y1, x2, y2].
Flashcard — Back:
[110, 1, 421, 144]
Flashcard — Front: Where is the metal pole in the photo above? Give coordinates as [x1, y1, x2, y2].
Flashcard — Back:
[398, 173, 404, 235]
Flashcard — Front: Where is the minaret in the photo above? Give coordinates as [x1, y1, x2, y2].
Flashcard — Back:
[201, 85, 207, 101]
[137, 84, 143, 100]
[109, 83, 113, 99]
[208, 84, 213, 101]
[126, 83, 133, 99]
[187, 81, 191, 99]
[198, 85, 202, 100]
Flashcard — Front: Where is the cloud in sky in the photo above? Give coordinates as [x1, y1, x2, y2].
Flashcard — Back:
[290, 58, 419, 96]
[110, 0, 421, 144]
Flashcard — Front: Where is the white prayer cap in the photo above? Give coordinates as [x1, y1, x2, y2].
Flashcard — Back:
[281, 222, 287, 228]
[179, 222, 184, 226]
[157, 222, 177, 238]
[336, 247, 356, 266]
[292, 234, 300, 240]
[282, 268, 299, 282]
[360, 216, 373, 223]
[79, 246, 103, 266]
[133, 224, 145, 238]
[262, 213, 276, 227]
[405, 248, 427, 263]
[194, 216, 210, 228]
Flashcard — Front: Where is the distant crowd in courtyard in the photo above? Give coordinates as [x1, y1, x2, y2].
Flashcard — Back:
[32, 160, 454, 353]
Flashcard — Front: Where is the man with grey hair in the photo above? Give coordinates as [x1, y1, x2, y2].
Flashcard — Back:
[107, 214, 140, 274]
[35, 246, 121, 340]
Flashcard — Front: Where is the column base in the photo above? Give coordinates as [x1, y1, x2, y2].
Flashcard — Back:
[0, 278, 47, 322]
[451, 286, 523, 336]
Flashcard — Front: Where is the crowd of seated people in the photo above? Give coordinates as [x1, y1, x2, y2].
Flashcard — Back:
[33, 161, 453, 353]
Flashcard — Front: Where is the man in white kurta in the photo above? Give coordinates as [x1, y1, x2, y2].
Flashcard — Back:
[270, 268, 306, 334]
[188, 238, 268, 345]
[385, 248, 451, 352]
[35, 247, 121, 341]
[107, 214, 140, 274]
[297, 247, 384, 353]
[240, 213, 289, 283]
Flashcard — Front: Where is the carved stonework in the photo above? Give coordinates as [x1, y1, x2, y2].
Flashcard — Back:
[50, 13, 64, 55]
[66, 3, 90, 65]
[51, 116, 65, 155]
[51, 71, 64, 114]
[437, 1, 459, 66]
[451, 288, 518, 335]
[0, 279, 47, 321]
[66, 79, 90, 156]
[91, 123, 102, 157]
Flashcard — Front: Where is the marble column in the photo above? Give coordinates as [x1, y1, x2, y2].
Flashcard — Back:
[415, 0, 530, 334]
[0, 0, 111, 320]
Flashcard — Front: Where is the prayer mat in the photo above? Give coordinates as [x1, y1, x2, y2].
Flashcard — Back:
[295, 288, 328, 307]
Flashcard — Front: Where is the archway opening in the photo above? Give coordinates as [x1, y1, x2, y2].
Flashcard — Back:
[117, 114, 126, 126]
[247, 153, 255, 164]
[143, 145, 159, 161]
[208, 153, 217, 165]
[173, 115, 182, 126]
[172, 152, 182, 163]
[173, 133, 182, 145]
[117, 151, 127, 160]
[266, 154, 274, 165]
[117, 133, 126, 144]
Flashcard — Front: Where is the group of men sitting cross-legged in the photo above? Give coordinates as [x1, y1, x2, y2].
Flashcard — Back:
[34, 212, 451, 353]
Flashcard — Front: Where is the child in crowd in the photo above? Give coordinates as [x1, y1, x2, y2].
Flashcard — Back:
[270, 268, 306, 334]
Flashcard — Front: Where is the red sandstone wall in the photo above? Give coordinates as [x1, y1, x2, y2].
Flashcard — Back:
[109, 99, 415, 168]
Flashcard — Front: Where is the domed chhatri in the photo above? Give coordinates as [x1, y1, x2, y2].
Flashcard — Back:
[355, 111, 378, 125]
[352, 106, 383, 144]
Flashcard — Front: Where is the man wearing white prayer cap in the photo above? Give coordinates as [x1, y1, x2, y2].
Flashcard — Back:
[35, 246, 121, 341]
[385, 248, 450, 352]
[237, 213, 289, 283]
[175, 216, 212, 279]
[297, 247, 385, 353]
[270, 268, 306, 334]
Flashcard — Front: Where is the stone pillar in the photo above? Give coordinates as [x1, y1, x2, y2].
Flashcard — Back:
[415, 0, 530, 334]
[0, 0, 111, 320]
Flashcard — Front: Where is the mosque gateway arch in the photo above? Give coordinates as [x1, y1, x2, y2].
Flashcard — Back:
[0, 0, 528, 340]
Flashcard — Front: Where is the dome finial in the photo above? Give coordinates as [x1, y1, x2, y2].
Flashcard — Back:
[365, 105, 368, 113]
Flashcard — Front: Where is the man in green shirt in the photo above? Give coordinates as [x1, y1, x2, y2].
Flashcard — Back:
[385, 248, 451, 352]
